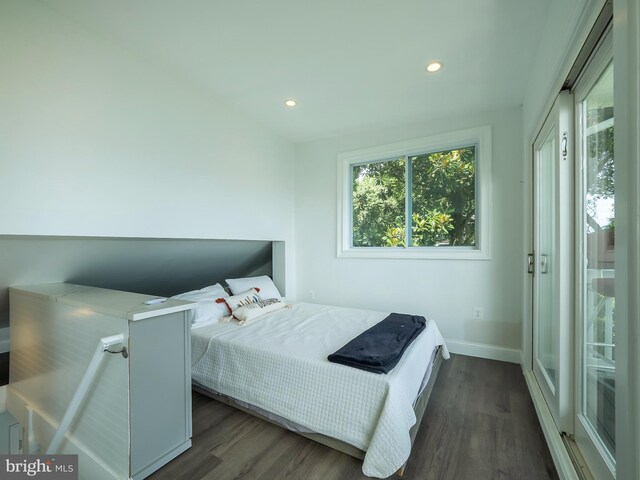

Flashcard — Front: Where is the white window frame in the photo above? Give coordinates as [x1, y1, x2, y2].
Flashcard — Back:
[337, 125, 492, 260]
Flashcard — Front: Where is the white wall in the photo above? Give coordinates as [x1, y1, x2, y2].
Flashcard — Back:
[613, 0, 640, 477]
[295, 107, 524, 360]
[0, 0, 296, 297]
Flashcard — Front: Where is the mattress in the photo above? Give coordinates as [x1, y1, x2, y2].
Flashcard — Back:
[191, 302, 449, 478]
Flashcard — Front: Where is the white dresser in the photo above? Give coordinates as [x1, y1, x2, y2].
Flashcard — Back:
[7, 283, 196, 480]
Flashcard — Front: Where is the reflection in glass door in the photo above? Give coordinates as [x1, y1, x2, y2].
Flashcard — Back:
[575, 47, 615, 478]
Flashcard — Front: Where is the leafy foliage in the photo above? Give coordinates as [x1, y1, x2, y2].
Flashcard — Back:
[584, 64, 614, 232]
[586, 120, 615, 231]
[411, 147, 475, 246]
[586, 124, 614, 199]
[351, 159, 405, 247]
[352, 146, 476, 247]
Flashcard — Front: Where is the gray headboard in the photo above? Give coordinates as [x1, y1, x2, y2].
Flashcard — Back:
[0, 235, 274, 329]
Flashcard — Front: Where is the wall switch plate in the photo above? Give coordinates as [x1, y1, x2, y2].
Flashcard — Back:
[473, 307, 484, 320]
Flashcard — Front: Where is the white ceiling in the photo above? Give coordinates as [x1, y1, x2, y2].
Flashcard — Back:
[41, 0, 552, 143]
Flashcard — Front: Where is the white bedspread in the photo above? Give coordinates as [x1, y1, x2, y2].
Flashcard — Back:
[191, 302, 449, 478]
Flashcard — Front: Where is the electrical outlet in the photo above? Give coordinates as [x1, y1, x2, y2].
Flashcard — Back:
[309, 290, 316, 300]
[473, 307, 484, 320]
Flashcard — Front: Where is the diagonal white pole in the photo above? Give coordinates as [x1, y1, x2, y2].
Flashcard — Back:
[46, 334, 125, 454]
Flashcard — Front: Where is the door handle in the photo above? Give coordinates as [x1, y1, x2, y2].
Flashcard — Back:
[527, 253, 535, 274]
[540, 254, 548, 274]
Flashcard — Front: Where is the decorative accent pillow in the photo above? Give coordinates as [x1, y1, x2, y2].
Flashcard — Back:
[221, 287, 263, 309]
[217, 288, 289, 324]
[225, 275, 282, 300]
[171, 283, 230, 325]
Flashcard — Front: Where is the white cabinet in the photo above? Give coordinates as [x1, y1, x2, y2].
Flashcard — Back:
[7, 283, 196, 480]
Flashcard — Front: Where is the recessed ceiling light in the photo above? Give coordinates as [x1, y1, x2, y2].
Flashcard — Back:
[426, 61, 443, 73]
[284, 99, 297, 107]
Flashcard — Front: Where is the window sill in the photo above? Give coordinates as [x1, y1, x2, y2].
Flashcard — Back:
[337, 246, 491, 260]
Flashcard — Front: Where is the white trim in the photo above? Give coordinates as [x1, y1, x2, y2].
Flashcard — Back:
[574, 413, 615, 480]
[336, 246, 487, 260]
[337, 125, 492, 260]
[272, 241, 287, 297]
[0, 327, 9, 354]
[524, 370, 580, 480]
[445, 339, 521, 364]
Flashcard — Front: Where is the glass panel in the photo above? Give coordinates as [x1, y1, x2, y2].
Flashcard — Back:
[410, 146, 476, 246]
[352, 158, 405, 247]
[537, 131, 558, 388]
[581, 61, 615, 459]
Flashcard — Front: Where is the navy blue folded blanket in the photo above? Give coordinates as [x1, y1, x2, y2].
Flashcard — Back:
[327, 313, 426, 374]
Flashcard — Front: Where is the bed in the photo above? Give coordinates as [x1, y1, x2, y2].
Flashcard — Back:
[189, 301, 449, 478]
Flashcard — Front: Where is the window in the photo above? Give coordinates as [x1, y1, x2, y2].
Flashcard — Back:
[338, 126, 491, 259]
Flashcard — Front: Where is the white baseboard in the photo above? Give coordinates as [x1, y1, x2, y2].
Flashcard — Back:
[445, 339, 521, 364]
[0, 327, 9, 354]
[524, 370, 579, 480]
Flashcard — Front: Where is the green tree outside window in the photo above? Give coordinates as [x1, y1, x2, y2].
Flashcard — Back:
[352, 146, 476, 248]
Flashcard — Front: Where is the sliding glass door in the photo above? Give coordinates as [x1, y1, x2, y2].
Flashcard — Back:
[574, 30, 615, 480]
[532, 91, 574, 434]
[531, 23, 615, 480]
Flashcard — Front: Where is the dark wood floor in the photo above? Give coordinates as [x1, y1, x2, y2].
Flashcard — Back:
[148, 354, 558, 480]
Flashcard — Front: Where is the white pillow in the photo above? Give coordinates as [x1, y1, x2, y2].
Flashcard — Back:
[201, 284, 227, 292]
[218, 287, 263, 310]
[225, 275, 282, 300]
[171, 283, 229, 324]
[231, 298, 288, 324]
[217, 288, 288, 324]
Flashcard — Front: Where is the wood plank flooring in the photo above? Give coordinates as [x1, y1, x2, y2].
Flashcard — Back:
[148, 354, 558, 480]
